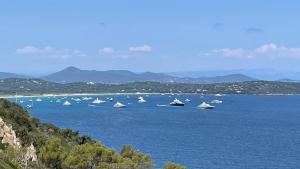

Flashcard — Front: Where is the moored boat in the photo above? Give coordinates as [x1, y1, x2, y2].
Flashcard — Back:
[211, 100, 223, 104]
[92, 98, 106, 104]
[198, 102, 214, 109]
[138, 96, 146, 103]
[170, 98, 184, 106]
[113, 102, 126, 108]
[63, 101, 72, 106]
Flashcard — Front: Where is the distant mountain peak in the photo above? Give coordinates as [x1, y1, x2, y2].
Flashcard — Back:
[63, 66, 81, 71]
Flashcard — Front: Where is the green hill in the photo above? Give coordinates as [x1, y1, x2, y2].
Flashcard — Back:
[1, 78, 300, 96]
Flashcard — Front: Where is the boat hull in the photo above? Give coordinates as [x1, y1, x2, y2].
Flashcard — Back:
[170, 103, 185, 106]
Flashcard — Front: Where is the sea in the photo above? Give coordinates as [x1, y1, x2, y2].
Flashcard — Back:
[9, 94, 300, 169]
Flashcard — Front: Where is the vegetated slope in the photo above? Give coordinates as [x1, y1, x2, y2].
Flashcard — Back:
[1, 78, 300, 95]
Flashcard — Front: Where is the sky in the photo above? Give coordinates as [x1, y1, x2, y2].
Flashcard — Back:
[1, 0, 300, 77]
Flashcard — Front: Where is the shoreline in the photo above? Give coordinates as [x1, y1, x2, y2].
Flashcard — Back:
[0, 92, 171, 99]
[1, 92, 300, 99]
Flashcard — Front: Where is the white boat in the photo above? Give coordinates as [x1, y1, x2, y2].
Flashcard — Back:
[211, 100, 223, 104]
[56, 99, 61, 103]
[92, 98, 106, 104]
[138, 96, 146, 103]
[198, 102, 214, 109]
[36, 98, 42, 102]
[63, 101, 72, 106]
[214, 94, 223, 97]
[25, 105, 33, 109]
[82, 97, 92, 101]
[25, 99, 33, 109]
[185, 99, 191, 102]
[73, 98, 81, 102]
[113, 102, 126, 108]
[170, 98, 184, 106]
[108, 98, 113, 101]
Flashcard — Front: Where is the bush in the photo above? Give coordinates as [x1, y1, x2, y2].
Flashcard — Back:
[163, 162, 186, 169]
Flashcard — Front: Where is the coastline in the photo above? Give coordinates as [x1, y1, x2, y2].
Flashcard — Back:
[1, 92, 299, 99]
[0, 92, 170, 99]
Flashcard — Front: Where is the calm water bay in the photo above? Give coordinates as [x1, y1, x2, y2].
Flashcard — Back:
[11, 95, 300, 169]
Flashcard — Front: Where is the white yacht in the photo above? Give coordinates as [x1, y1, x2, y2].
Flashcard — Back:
[92, 98, 106, 104]
[214, 94, 223, 97]
[138, 96, 146, 103]
[185, 99, 191, 102]
[211, 100, 223, 104]
[82, 97, 93, 101]
[106, 97, 113, 101]
[113, 102, 126, 108]
[25, 105, 33, 109]
[73, 98, 81, 102]
[198, 102, 214, 109]
[170, 98, 185, 106]
[36, 98, 42, 102]
[63, 101, 72, 106]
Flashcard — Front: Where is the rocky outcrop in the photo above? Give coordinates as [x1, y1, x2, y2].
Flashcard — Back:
[0, 117, 37, 162]
[23, 143, 37, 162]
[0, 117, 21, 149]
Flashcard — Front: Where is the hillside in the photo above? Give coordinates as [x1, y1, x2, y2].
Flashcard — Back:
[41, 67, 255, 84]
[0, 99, 185, 169]
[1, 78, 300, 95]
[0, 72, 29, 80]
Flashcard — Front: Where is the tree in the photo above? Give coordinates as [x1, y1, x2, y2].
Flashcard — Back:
[163, 162, 186, 169]
[120, 144, 154, 169]
[38, 138, 66, 169]
[62, 142, 117, 169]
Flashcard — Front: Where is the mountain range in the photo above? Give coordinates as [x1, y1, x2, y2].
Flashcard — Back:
[41, 67, 255, 84]
[0, 66, 256, 84]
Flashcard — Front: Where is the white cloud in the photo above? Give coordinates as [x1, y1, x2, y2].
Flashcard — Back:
[16, 46, 41, 54]
[99, 47, 114, 54]
[16, 46, 85, 58]
[212, 48, 246, 57]
[254, 43, 277, 54]
[129, 45, 152, 52]
[210, 43, 300, 59]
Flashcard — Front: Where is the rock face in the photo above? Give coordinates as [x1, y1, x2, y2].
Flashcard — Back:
[24, 144, 37, 162]
[0, 117, 21, 149]
[0, 117, 37, 162]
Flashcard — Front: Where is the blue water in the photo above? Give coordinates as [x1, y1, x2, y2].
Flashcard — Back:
[10, 95, 300, 169]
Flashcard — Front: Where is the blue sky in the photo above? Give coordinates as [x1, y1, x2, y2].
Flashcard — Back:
[1, 0, 300, 76]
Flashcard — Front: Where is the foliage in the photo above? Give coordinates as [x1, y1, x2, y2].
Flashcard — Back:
[120, 144, 154, 169]
[62, 142, 117, 169]
[0, 143, 22, 169]
[38, 138, 67, 169]
[1, 78, 300, 95]
[163, 162, 186, 169]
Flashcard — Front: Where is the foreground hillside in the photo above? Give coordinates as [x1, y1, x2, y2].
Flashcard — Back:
[0, 99, 185, 169]
[1, 78, 300, 96]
